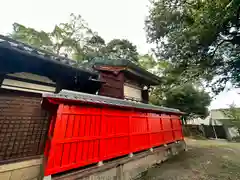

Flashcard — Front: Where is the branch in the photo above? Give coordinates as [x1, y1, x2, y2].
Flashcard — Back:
[56, 41, 65, 55]
[225, 0, 235, 10]
[211, 39, 231, 57]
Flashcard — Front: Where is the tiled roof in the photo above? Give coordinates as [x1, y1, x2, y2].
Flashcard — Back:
[43, 90, 183, 114]
[0, 35, 97, 75]
[84, 58, 162, 85]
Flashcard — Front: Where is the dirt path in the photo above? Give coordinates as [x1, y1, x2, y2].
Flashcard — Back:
[140, 139, 240, 180]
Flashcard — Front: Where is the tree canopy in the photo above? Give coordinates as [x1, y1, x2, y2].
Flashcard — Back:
[149, 76, 211, 119]
[162, 84, 211, 119]
[138, 54, 157, 70]
[105, 39, 139, 62]
[11, 14, 105, 62]
[139, 56, 211, 119]
[9, 12, 212, 118]
[145, 0, 240, 94]
[10, 14, 139, 63]
[11, 23, 53, 52]
[221, 104, 240, 134]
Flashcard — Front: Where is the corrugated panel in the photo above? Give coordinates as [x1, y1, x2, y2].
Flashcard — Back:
[0, 89, 49, 163]
[44, 102, 184, 175]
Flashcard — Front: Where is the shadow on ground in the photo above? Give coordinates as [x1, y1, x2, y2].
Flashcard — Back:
[139, 139, 240, 180]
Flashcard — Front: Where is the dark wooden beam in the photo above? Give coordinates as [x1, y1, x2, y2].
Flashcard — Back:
[55, 82, 63, 93]
[0, 74, 5, 86]
[142, 89, 149, 104]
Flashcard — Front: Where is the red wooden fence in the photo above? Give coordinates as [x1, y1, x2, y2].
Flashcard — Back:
[44, 99, 183, 176]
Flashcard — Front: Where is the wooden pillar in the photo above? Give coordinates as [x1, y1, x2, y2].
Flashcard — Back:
[55, 78, 65, 93]
[55, 82, 63, 93]
[142, 86, 150, 104]
[0, 74, 5, 86]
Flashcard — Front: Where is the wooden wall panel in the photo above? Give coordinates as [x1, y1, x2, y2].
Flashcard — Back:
[0, 89, 49, 163]
[98, 71, 124, 99]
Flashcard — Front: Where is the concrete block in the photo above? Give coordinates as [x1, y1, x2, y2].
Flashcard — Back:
[128, 153, 133, 158]
[89, 168, 117, 180]
[123, 157, 149, 179]
[79, 177, 90, 180]
[122, 148, 168, 179]
[170, 146, 178, 156]
[43, 175, 52, 180]
[0, 171, 11, 180]
[52, 141, 186, 180]
[155, 151, 166, 164]
[10, 165, 40, 180]
[97, 161, 103, 166]
[0, 159, 42, 173]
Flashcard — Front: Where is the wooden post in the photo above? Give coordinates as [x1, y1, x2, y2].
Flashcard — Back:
[0, 74, 5, 86]
[55, 80, 63, 93]
[212, 119, 218, 139]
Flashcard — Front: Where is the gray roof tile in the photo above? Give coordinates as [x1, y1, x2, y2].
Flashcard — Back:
[43, 90, 183, 114]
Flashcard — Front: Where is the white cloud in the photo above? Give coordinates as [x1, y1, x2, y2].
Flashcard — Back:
[210, 89, 240, 109]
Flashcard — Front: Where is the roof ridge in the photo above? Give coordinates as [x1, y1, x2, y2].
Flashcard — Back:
[43, 90, 183, 114]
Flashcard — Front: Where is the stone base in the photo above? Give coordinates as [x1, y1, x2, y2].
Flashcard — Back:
[0, 141, 186, 180]
[52, 140, 186, 180]
[0, 158, 43, 180]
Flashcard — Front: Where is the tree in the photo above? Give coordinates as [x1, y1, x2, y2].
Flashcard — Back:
[105, 39, 139, 62]
[138, 54, 211, 119]
[149, 80, 211, 120]
[50, 14, 94, 57]
[145, 0, 240, 94]
[138, 54, 157, 70]
[221, 104, 240, 134]
[10, 16, 140, 63]
[161, 84, 211, 119]
[10, 14, 105, 62]
[82, 35, 106, 59]
[11, 23, 53, 52]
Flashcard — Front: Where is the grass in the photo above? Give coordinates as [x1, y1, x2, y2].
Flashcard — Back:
[139, 139, 240, 180]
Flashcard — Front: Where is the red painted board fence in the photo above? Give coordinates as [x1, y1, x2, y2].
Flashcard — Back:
[44, 103, 183, 175]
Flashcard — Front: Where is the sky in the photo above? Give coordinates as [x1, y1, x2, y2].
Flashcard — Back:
[0, 0, 240, 109]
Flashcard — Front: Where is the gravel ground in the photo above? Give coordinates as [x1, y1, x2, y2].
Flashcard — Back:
[139, 138, 240, 180]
